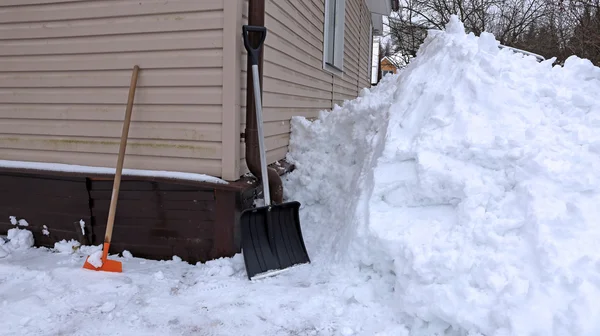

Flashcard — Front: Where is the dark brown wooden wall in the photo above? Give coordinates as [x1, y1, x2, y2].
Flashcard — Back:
[0, 173, 92, 247]
[89, 179, 219, 263]
[0, 171, 258, 264]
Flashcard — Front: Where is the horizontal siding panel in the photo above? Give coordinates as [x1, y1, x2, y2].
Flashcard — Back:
[0, 120, 221, 142]
[0, 11, 223, 40]
[0, 87, 222, 105]
[334, 77, 358, 96]
[343, 48, 360, 69]
[333, 92, 355, 103]
[266, 2, 322, 54]
[0, 104, 222, 123]
[281, 1, 323, 41]
[0, 68, 223, 88]
[263, 27, 327, 76]
[0, 0, 224, 24]
[262, 47, 331, 83]
[240, 107, 329, 124]
[346, 0, 362, 40]
[0, 49, 223, 71]
[241, 58, 331, 92]
[264, 119, 290, 136]
[333, 82, 357, 98]
[242, 91, 332, 109]
[0, 0, 92, 6]
[239, 134, 290, 159]
[0, 148, 222, 176]
[0, 135, 221, 159]
[0, 30, 223, 56]
[263, 61, 331, 92]
[263, 76, 332, 100]
[239, 145, 289, 174]
[305, 0, 326, 26]
[239, 121, 291, 138]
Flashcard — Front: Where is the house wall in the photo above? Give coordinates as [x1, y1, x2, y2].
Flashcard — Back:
[239, 0, 374, 175]
[0, 0, 238, 179]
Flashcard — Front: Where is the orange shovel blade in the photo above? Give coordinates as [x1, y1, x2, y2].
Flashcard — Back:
[83, 257, 123, 273]
[82, 242, 123, 272]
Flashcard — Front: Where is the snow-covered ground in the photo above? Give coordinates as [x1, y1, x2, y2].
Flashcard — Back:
[2, 16, 600, 335]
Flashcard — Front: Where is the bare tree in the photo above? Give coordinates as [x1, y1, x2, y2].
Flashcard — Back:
[386, 0, 600, 66]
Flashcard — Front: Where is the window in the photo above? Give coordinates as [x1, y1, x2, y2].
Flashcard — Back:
[323, 0, 345, 73]
[382, 70, 393, 77]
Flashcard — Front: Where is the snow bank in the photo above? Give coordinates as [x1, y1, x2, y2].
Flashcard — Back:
[285, 15, 600, 336]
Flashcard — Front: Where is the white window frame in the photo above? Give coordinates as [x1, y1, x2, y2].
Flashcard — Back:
[323, 0, 345, 75]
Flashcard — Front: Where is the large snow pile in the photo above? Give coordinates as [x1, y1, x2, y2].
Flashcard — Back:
[284, 15, 600, 336]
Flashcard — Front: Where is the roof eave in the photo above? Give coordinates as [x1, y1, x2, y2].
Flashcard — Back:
[365, 0, 397, 16]
[367, 0, 397, 36]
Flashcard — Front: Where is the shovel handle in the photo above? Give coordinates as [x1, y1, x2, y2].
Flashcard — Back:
[242, 25, 267, 66]
[104, 65, 140, 244]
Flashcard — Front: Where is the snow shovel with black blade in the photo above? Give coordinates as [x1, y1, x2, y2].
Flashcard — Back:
[240, 25, 310, 281]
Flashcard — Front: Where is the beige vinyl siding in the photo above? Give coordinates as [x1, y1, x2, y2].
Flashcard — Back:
[332, 0, 372, 105]
[238, 0, 373, 176]
[0, 0, 228, 178]
[358, 2, 373, 90]
[239, 0, 332, 175]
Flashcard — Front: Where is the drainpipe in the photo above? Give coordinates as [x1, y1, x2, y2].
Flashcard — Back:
[245, 0, 284, 204]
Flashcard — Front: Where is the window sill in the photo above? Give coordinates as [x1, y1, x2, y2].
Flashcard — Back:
[323, 62, 344, 76]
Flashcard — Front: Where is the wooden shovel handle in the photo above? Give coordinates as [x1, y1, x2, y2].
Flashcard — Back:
[104, 65, 140, 243]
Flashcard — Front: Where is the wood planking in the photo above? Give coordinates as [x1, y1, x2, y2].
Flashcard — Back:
[0, 0, 226, 176]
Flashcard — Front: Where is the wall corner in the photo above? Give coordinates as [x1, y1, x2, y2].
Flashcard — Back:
[221, 0, 243, 181]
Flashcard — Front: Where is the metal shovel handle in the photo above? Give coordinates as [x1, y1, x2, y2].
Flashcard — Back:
[242, 24, 271, 206]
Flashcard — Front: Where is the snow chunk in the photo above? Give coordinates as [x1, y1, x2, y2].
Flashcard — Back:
[444, 14, 465, 35]
[6, 228, 34, 250]
[0, 228, 35, 257]
[99, 302, 116, 313]
[87, 250, 103, 268]
[53, 239, 81, 254]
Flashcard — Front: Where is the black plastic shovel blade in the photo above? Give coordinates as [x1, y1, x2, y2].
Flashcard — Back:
[240, 201, 310, 280]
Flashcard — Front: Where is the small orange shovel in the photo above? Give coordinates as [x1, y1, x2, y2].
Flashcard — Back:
[83, 65, 140, 273]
